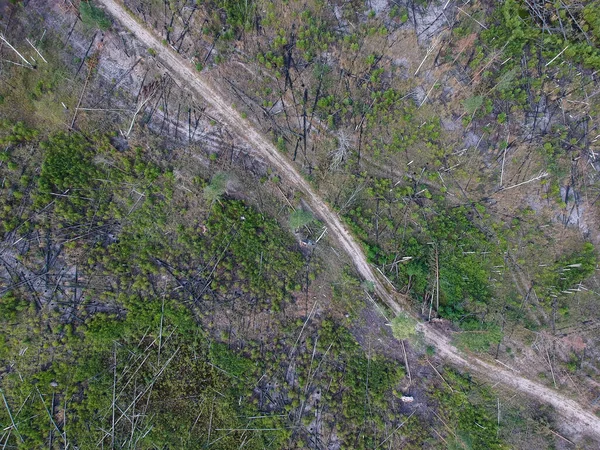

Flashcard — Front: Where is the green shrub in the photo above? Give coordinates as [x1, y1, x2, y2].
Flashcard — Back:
[390, 313, 418, 341]
[79, 2, 111, 30]
[583, 1, 600, 44]
[203, 171, 229, 204]
[289, 209, 314, 230]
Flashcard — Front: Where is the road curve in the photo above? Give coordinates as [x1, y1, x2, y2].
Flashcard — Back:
[97, 0, 600, 442]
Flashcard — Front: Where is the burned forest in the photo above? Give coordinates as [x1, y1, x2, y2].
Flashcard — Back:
[1, 0, 600, 449]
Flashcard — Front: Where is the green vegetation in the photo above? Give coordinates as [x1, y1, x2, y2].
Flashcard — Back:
[217, 0, 255, 30]
[583, 1, 600, 44]
[484, 0, 600, 70]
[0, 124, 303, 447]
[288, 208, 315, 231]
[536, 243, 597, 300]
[454, 322, 503, 353]
[203, 171, 229, 204]
[431, 370, 506, 450]
[390, 313, 418, 341]
[79, 1, 112, 31]
[346, 186, 499, 324]
[36, 132, 107, 223]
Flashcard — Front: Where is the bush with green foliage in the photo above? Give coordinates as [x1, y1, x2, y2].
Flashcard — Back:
[80, 1, 111, 30]
[36, 132, 105, 223]
[583, 1, 600, 44]
[390, 313, 418, 341]
[288, 208, 315, 230]
[203, 171, 229, 204]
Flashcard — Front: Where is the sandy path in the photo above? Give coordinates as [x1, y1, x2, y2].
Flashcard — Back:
[98, 0, 600, 441]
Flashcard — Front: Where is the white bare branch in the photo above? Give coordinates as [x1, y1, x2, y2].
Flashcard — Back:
[329, 129, 354, 170]
[499, 171, 548, 191]
[0, 34, 34, 68]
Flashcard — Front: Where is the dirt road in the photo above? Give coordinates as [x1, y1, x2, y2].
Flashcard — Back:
[98, 0, 600, 441]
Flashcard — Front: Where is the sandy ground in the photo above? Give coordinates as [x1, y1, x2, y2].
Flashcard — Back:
[97, 0, 600, 442]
